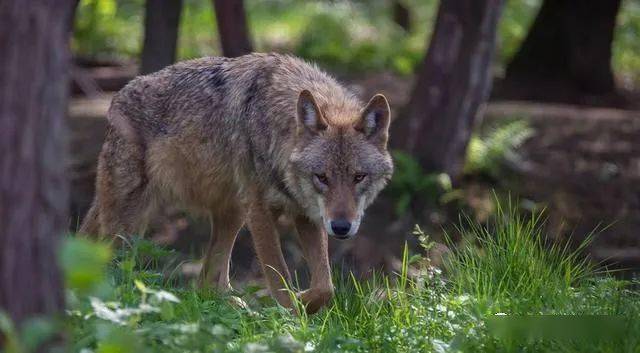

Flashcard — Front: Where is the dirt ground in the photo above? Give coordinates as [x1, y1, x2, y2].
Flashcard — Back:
[67, 70, 640, 284]
[485, 103, 640, 271]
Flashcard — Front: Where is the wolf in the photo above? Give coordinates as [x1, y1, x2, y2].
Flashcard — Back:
[80, 53, 393, 313]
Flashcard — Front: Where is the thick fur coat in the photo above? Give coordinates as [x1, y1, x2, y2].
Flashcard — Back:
[81, 53, 393, 313]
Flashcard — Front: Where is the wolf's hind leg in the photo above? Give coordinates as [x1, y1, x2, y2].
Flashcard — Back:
[199, 206, 245, 290]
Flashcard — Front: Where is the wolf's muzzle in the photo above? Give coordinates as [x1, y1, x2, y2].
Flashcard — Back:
[330, 219, 352, 238]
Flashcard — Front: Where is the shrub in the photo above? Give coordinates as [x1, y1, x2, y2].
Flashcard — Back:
[464, 120, 533, 179]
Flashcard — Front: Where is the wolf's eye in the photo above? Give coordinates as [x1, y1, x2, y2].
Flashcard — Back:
[315, 173, 329, 185]
[353, 173, 367, 184]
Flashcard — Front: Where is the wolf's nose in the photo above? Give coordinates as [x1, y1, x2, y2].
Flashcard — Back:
[330, 219, 351, 236]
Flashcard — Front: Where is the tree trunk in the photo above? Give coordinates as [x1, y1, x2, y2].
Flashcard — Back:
[499, 0, 622, 103]
[391, 0, 411, 32]
[141, 0, 183, 74]
[70, 0, 81, 31]
[0, 0, 73, 339]
[392, 0, 411, 32]
[212, 0, 253, 57]
[396, 0, 504, 177]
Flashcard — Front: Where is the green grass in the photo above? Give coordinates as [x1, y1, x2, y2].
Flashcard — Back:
[445, 201, 597, 311]
[0, 205, 632, 352]
[45, 204, 640, 353]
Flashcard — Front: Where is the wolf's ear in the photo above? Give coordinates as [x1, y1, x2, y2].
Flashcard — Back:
[355, 94, 390, 148]
[297, 90, 327, 135]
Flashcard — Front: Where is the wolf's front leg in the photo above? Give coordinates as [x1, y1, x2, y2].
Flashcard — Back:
[247, 200, 293, 308]
[294, 216, 334, 314]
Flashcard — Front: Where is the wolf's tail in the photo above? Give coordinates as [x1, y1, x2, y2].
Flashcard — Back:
[79, 202, 100, 237]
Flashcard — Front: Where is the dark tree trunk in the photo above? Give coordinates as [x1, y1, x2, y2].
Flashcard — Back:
[212, 0, 253, 57]
[0, 0, 73, 339]
[396, 0, 504, 177]
[141, 0, 183, 74]
[499, 0, 622, 103]
[392, 0, 411, 31]
[70, 0, 81, 31]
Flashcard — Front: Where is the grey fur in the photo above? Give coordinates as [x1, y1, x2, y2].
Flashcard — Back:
[81, 53, 393, 313]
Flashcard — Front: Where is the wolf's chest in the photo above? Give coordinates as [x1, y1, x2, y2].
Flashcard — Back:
[264, 180, 297, 209]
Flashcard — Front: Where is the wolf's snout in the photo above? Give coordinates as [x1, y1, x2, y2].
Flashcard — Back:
[330, 219, 352, 237]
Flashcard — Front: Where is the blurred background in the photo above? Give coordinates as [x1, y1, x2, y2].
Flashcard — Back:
[66, 0, 640, 284]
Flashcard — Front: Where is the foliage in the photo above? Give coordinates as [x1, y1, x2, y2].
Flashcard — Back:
[497, 0, 541, 72]
[73, 0, 143, 60]
[60, 237, 113, 297]
[0, 237, 114, 353]
[387, 151, 453, 216]
[613, 0, 640, 85]
[464, 120, 533, 179]
[388, 118, 532, 216]
[178, 0, 218, 59]
[71, 0, 640, 82]
[292, 1, 427, 76]
[388, 118, 533, 216]
[0, 313, 60, 353]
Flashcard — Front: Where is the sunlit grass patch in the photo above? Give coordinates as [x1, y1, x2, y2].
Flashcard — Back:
[444, 200, 597, 312]
[54, 202, 640, 353]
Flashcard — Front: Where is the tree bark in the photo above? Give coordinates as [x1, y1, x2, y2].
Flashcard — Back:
[141, 0, 183, 74]
[396, 0, 504, 177]
[0, 0, 73, 337]
[212, 0, 253, 57]
[392, 0, 411, 32]
[499, 0, 622, 102]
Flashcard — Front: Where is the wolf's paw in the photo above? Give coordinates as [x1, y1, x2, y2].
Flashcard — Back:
[297, 287, 334, 315]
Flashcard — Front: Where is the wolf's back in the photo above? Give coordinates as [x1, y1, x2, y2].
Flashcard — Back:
[107, 56, 232, 145]
[106, 53, 359, 145]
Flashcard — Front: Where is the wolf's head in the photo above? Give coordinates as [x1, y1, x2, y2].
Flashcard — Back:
[288, 90, 393, 239]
